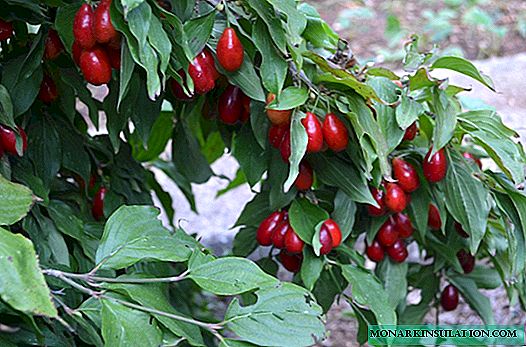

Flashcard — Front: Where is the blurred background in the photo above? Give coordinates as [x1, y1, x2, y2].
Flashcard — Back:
[307, 0, 526, 64]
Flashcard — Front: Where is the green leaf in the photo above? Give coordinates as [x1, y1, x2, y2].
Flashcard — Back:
[288, 198, 329, 244]
[104, 280, 204, 346]
[232, 227, 258, 257]
[132, 111, 173, 162]
[331, 190, 356, 242]
[309, 155, 377, 205]
[188, 257, 278, 295]
[96, 206, 194, 269]
[341, 265, 396, 325]
[232, 125, 267, 187]
[147, 16, 172, 79]
[184, 11, 215, 56]
[0, 227, 56, 317]
[298, 3, 338, 49]
[431, 56, 495, 91]
[431, 88, 457, 153]
[0, 175, 34, 226]
[27, 117, 62, 188]
[127, 2, 151, 47]
[101, 298, 163, 346]
[396, 93, 424, 129]
[234, 191, 273, 228]
[55, 3, 81, 52]
[283, 111, 308, 192]
[447, 275, 495, 324]
[376, 259, 408, 309]
[442, 151, 490, 253]
[267, 0, 307, 45]
[225, 283, 325, 347]
[0, 84, 15, 128]
[246, 0, 287, 53]
[267, 87, 309, 111]
[301, 248, 323, 291]
[218, 55, 265, 102]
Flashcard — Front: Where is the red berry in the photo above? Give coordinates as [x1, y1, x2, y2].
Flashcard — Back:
[284, 228, 304, 254]
[403, 122, 418, 141]
[392, 157, 420, 193]
[366, 240, 384, 262]
[79, 47, 112, 85]
[72, 41, 82, 65]
[394, 213, 413, 238]
[319, 224, 333, 255]
[294, 160, 313, 191]
[216, 27, 244, 72]
[198, 49, 220, 81]
[44, 29, 64, 60]
[423, 147, 448, 183]
[368, 186, 386, 216]
[0, 20, 13, 41]
[384, 182, 408, 213]
[268, 124, 288, 148]
[188, 53, 215, 95]
[279, 130, 291, 163]
[456, 249, 475, 274]
[74, 4, 96, 49]
[323, 219, 342, 248]
[271, 221, 290, 249]
[107, 46, 121, 69]
[256, 211, 284, 246]
[462, 152, 482, 169]
[266, 93, 291, 126]
[92, 186, 107, 220]
[440, 284, 459, 311]
[386, 239, 408, 262]
[218, 85, 243, 125]
[322, 113, 349, 152]
[428, 203, 441, 230]
[377, 218, 398, 247]
[279, 250, 302, 273]
[170, 70, 194, 101]
[301, 112, 323, 153]
[0, 125, 27, 156]
[38, 75, 58, 104]
[454, 222, 469, 238]
[392, 80, 403, 88]
[94, 0, 118, 44]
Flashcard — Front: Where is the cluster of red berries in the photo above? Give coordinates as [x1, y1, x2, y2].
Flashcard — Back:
[73, 0, 121, 86]
[365, 123, 449, 263]
[0, 125, 27, 158]
[256, 210, 343, 272]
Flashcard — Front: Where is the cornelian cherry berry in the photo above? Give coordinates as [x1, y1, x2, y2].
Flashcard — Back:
[427, 203, 441, 230]
[386, 239, 408, 263]
[394, 213, 414, 238]
[198, 49, 220, 81]
[256, 211, 284, 246]
[268, 124, 288, 148]
[107, 46, 121, 69]
[94, 0, 118, 44]
[72, 41, 82, 65]
[323, 219, 342, 248]
[218, 85, 243, 125]
[462, 152, 482, 169]
[38, 75, 58, 104]
[294, 160, 313, 191]
[79, 47, 112, 85]
[440, 284, 459, 311]
[74, 4, 96, 49]
[271, 220, 291, 249]
[423, 147, 448, 183]
[279, 250, 302, 273]
[284, 228, 304, 254]
[366, 240, 384, 262]
[368, 186, 386, 216]
[384, 182, 408, 213]
[92, 186, 107, 221]
[0, 125, 27, 156]
[44, 29, 64, 60]
[0, 20, 13, 41]
[301, 112, 323, 153]
[403, 122, 418, 141]
[319, 224, 333, 255]
[279, 130, 291, 163]
[170, 70, 194, 101]
[392, 157, 420, 193]
[455, 222, 469, 238]
[266, 93, 292, 126]
[188, 52, 215, 95]
[322, 113, 349, 152]
[377, 218, 398, 247]
[216, 27, 244, 72]
[456, 249, 475, 274]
